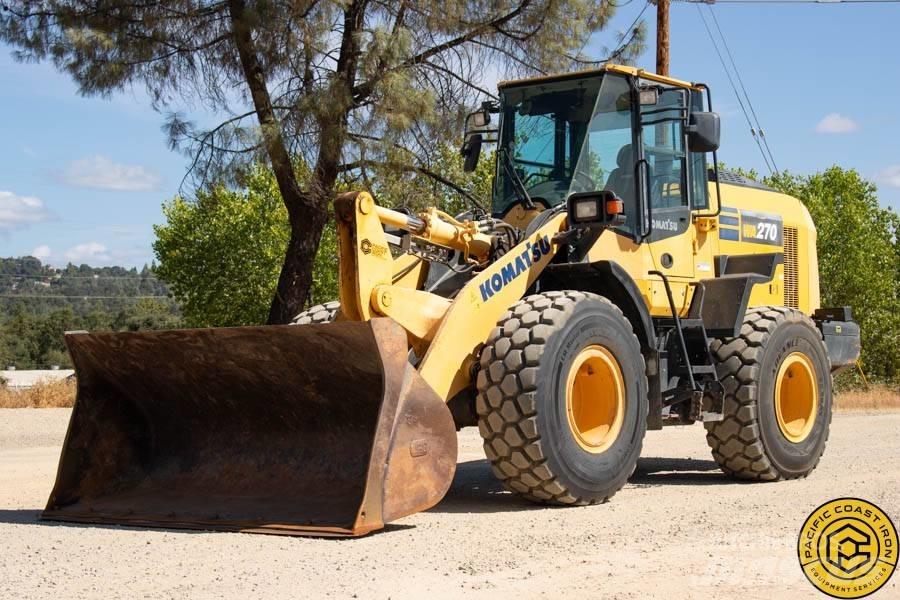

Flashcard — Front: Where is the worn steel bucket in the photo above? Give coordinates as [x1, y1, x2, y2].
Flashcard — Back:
[42, 318, 457, 536]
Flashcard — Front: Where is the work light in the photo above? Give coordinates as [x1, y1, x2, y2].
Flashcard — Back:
[567, 190, 624, 227]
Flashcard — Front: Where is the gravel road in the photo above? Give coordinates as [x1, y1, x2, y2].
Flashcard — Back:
[1, 408, 897, 599]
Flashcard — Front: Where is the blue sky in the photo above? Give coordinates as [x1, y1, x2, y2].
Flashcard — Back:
[1, 1, 898, 267]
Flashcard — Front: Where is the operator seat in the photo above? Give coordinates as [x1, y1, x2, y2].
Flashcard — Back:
[604, 144, 635, 201]
[604, 144, 637, 228]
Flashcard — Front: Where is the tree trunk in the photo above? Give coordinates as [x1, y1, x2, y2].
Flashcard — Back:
[268, 0, 364, 320]
[228, 0, 325, 323]
[270, 206, 329, 323]
[228, 0, 364, 323]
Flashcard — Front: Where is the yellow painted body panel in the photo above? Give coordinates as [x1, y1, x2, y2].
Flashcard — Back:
[582, 182, 820, 317]
[711, 182, 820, 315]
[336, 178, 820, 402]
[501, 204, 545, 230]
[584, 225, 701, 317]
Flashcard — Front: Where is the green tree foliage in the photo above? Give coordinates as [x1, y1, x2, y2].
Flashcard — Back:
[153, 164, 340, 326]
[0, 264, 181, 369]
[0, 258, 171, 314]
[1, 0, 644, 323]
[153, 148, 494, 326]
[767, 168, 899, 382]
[117, 299, 183, 332]
[727, 166, 900, 383]
[374, 144, 495, 215]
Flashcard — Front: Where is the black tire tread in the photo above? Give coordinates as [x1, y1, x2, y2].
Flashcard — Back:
[475, 290, 646, 505]
[704, 305, 831, 481]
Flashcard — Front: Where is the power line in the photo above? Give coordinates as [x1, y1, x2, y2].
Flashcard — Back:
[0, 294, 174, 300]
[706, 5, 779, 173]
[681, 0, 898, 170]
[609, 1, 652, 61]
[695, 4, 775, 174]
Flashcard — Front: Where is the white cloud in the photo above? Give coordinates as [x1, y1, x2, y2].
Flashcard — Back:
[64, 242, 111, 264]
[31, 245, 52, 260]
[876, 165, 900, 189]
[61, 155, 162, 191]
[0, 190, 52, 234]
[815, 113, 859, 134]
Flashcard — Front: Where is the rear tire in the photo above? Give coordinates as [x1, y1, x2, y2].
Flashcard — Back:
[291, 301, 340, 325]
[705, 306, 832, 480]
[475, 291, 647, 505]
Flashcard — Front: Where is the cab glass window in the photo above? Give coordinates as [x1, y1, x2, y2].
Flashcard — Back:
[641, 88, 688, 210]
[569, 73, 639, 235]
[689, 89, 709, 209]
[493, 79, 600, 213]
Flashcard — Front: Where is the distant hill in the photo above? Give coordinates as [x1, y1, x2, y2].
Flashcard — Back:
[1, 256, 173, 316]
[0, 256, 182, 370]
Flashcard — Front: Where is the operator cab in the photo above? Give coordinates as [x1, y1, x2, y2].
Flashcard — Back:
[461, 65, 720, 240]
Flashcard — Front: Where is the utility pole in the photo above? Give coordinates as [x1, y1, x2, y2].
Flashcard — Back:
[656, 0, 670, 75]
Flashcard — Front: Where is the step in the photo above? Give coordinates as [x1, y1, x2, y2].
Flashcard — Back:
[656, 318, 707, 330]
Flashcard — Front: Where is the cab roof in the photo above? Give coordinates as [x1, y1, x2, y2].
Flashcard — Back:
[497, 64, 700, 92]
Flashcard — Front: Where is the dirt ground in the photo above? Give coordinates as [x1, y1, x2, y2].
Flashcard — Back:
[1, 409, 897, 599]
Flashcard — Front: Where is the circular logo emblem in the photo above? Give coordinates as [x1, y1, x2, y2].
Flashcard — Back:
[798, 498, 897, 598]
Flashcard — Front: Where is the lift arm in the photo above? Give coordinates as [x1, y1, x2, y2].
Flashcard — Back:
[334, 191, 569, 400]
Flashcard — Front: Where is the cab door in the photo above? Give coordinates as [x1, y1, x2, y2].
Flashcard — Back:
[640, 87, 695, 280]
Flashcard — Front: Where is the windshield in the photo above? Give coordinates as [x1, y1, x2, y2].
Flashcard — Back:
[493, 73, 638, 233]
[493, 78, 599, 213]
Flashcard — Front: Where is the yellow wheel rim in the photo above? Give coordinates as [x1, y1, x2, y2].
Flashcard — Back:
[565, 345, 626, 454]
[774, 352, 818, 443]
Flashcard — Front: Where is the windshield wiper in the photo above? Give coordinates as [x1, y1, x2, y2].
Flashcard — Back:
[501, 149, 535, 211]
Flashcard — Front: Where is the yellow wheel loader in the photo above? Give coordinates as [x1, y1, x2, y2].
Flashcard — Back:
[43, 64, 861, 536]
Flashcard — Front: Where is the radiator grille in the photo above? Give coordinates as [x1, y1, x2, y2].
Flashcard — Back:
[783, 226, 799, 308]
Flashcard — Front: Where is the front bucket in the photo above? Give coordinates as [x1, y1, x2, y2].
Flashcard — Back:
[42, 318, 457, 536]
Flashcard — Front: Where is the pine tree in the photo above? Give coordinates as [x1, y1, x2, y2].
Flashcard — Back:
[1, 0, 644, 322]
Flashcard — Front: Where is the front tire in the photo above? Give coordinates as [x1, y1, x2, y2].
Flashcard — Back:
[475, 291, 648, 505]
[705, 306, 832, 480]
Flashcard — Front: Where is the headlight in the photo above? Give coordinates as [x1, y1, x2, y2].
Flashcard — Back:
[566, 190, 624, 227]
[574, 199, 600, 220]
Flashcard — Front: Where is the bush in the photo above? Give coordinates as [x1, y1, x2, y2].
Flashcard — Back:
[0, 378, 76, 408]
[728, 165, 900, 385]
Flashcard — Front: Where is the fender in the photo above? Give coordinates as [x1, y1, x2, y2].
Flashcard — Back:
[540, 260, 655, 352]
[540, 260, 662, 429]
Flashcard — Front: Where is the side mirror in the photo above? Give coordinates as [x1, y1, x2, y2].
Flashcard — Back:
[461, 133, 483, 173]
[687, 111, 721, 153]
[464, 107, 491, 134]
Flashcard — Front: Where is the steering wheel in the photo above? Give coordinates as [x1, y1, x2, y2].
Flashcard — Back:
[525, 180, 566, 199]
[522, 171, 546, 187]
[650, 173, 682, 207]
[569, 170, 597, 194]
